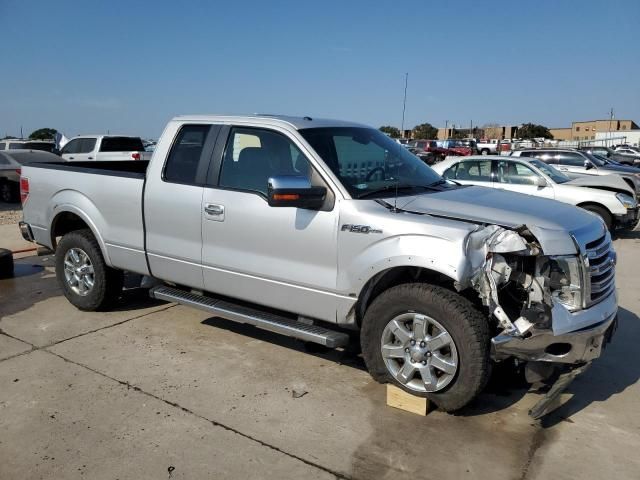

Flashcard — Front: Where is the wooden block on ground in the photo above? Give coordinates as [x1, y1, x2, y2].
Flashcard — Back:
[386, 384, 431, 416]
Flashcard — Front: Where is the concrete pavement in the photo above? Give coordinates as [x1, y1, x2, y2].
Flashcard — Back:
[1, 235, 639, 479]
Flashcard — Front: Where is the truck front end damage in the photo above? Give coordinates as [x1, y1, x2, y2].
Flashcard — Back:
[461, 223, 618, 418]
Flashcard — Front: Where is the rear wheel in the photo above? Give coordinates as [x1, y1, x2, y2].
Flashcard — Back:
[56, 229, 124, 311]
[480, 149, 490, 155]
[581, 204, 612, 230]
[361, 283, 491, 412]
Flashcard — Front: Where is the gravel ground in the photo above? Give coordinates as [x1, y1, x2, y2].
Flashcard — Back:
[0, 204, 21, 225]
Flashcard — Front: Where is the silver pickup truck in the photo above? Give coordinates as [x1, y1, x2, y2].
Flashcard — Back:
[19, 115, 618, 416]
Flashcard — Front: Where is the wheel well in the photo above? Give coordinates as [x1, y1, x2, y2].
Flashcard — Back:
[622, 177, 635, 190]
[576, 201, 611, 216]
[51, 212, 90, 249]
[354, 266, 457, 327]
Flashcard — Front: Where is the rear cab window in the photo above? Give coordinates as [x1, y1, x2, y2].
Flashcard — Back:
[100, 137, 145, 152]
[163, 125, 213, 185]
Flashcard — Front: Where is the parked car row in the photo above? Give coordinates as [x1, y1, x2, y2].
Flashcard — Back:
[434, 155, 638, 230]
[0, 135, 151, 202]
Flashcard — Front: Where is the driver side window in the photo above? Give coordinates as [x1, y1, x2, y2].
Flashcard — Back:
[61, 139, 81, 155]
[219, 127, 312, 197]
[496, 161, 539, 185]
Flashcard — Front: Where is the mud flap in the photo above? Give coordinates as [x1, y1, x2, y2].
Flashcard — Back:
[528, 362, 591, 419]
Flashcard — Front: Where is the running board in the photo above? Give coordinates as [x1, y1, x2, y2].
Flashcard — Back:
[150, 285, 350, 348]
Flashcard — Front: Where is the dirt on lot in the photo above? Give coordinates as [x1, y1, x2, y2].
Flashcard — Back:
[0, 203, 21, 226]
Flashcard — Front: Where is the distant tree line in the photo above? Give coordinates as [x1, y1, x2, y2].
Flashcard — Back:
[380, 122, 554, 140]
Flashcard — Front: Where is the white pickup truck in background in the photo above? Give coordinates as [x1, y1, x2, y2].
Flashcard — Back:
[59, 135, 152, 162]
[476, 140, 498, 155]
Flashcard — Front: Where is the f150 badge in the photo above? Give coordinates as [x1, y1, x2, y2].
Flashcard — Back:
[341, 224, 382, 234]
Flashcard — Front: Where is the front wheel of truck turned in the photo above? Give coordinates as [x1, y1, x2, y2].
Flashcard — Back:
[360, 283, 491, 412]
[55, 229, 124, 311]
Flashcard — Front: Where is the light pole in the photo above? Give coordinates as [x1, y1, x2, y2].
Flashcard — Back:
[401, 73, 408, 138]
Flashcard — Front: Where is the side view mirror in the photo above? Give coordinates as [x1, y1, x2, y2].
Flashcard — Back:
[584, 160, 593, 170]
[267, 175, 326, 210]
[534, 176, 548, 187]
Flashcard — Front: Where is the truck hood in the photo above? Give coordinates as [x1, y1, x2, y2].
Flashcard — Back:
[395, 186, 603, 255]
[566, 175, 635, 196]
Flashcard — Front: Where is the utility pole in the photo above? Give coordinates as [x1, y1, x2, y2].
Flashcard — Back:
[20, 125, 23, 139]
[401, 73, 408, 138]
[607, 108, 614, 146]
[470, 120, 473, 139]
[444, 120, 448, 140]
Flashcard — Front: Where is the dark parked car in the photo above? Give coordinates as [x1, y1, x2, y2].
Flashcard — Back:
[0, 150, 64, 202]
[578, 146, 638, 166]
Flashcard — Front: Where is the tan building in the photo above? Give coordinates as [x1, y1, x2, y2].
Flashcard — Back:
[570, 119, 638, 141]
[548, 127, 572, 141]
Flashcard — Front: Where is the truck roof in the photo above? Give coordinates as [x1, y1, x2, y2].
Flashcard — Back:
[172, 114, 369, 130]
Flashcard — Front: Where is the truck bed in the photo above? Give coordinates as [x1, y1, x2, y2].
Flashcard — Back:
[22, 160, 150, 275]
[27, 160, 150, 178]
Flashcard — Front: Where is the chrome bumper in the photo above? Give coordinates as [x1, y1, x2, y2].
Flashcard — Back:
[491, 311, 617, 364]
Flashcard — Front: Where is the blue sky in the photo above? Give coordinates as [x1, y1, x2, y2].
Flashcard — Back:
[1, 0, 639, 139]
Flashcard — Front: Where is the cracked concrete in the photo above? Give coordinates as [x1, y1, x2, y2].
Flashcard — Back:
[1, 234, 639, 479]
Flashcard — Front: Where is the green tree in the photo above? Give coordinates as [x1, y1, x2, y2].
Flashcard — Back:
[28, 128, 57, 140]
[379, 125, 401, 138]
[412, 122, 438, 140]
[518, 123, 553, 140]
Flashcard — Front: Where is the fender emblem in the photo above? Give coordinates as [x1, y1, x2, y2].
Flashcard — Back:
[341, 224, 383, 234]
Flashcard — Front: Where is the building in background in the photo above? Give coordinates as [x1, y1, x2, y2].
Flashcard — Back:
[570, 119, 638, 141]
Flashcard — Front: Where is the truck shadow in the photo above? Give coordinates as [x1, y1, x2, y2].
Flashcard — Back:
[203, 307, 639, 424]
[539, 306, 640, 428]
[200, 317, 367, 371]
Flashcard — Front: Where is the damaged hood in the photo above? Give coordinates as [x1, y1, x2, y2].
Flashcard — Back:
[566, 174, 635, 196]
[397, 186, 603, 255]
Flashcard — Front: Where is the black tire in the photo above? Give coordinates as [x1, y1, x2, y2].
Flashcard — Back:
[55, 229, 124, 311]
[480, 149, 490, 156]
[361, 283, 491, 412]
[0, 248, 14, 279]
[581, 204, 613, 230]
[0, 181, 19, 203]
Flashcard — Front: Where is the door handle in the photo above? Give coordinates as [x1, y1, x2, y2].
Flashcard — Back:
[68, 156, 74, 160]
[204, 203, 225, 221]
[88, 157, 93, 160]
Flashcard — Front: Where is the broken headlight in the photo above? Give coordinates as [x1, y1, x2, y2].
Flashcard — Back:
[547, 255, 584, 311]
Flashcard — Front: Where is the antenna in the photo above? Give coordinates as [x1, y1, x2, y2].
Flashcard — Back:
[401, 73, 408, 138]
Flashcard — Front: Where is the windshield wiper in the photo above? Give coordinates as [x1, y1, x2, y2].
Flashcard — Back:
[356, 184, 442, 199]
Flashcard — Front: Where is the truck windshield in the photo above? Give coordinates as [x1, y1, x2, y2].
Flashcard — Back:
[529, 159, 570, 183]
[299, 127, 443, 198]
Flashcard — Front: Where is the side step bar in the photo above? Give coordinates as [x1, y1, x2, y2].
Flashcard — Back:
[150, 285, 350, 348]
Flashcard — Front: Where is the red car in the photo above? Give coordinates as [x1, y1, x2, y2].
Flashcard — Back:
[408, 139, 460, 161]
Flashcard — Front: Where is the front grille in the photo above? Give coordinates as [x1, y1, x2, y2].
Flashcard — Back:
[585, 234, 616, 305]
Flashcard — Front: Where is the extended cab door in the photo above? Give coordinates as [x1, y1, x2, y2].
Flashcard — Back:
[494, 159, 554, 199]
[200, 126, 340, 322]
[144, 124, 221, 289]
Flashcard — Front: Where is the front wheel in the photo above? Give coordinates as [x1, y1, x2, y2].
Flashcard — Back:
[581, 204, 612, 230]
[56, 229, 124, 311]
[361, 283, 491, 412]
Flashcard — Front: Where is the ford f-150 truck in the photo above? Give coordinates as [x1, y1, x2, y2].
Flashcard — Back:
[19, 115, 618, 417]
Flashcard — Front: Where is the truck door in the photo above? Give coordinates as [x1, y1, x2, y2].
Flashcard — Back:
[200, 126, 340, 323]
[144, 124, 220, 289]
